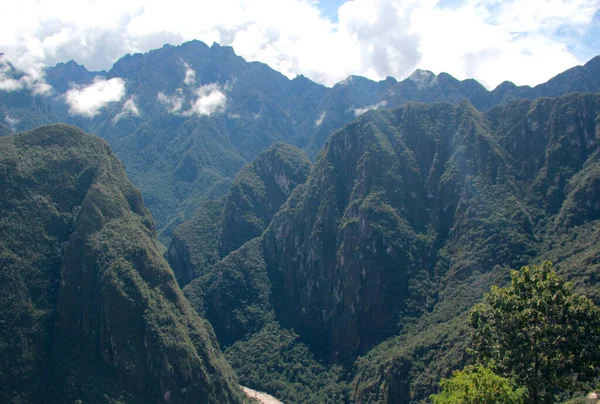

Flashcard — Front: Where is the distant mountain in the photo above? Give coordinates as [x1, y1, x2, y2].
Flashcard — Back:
[383, 55, 600, 110]
[1, 42, 599, 246]
[175, 93, 600, 402]
[0, 124, 245, 403]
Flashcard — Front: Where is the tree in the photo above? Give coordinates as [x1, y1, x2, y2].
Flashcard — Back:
[469, 262, 600, 403]
[430, 364, 527, 404]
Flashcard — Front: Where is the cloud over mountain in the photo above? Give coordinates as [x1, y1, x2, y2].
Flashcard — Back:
[0, 55, 51, 94]
[189, 83, 227, 116]
[65, 77, 126, 117]
[113, 96, 140, 122]
[0, 0, 598, 90]
[156, 63, 227, 117]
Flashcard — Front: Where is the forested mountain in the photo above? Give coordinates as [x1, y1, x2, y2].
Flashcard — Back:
[173, 93, 600, 402]
[167, 142, 311, 287]
[1, 40, 600, 403]
[0, 124, 245, 403]
[1, 42, 599, 245]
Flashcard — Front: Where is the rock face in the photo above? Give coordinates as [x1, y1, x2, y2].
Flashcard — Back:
[0, 124, 245, 403]
[218, 143, 312, 257]
[181, 93, 600, 402]
[262, 98, 537, 361]
[2, 44, 599, 245]
[167, 142, 311, 287]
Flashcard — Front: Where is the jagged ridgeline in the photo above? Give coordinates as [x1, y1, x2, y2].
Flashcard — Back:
[0, 124, 246, 403]
[2, 43, 599, 248]
[172, 93, 600, 403]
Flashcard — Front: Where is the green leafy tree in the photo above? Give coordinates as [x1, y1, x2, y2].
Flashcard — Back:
[469, 262, 600, 403]
[430, 364, 527, 404]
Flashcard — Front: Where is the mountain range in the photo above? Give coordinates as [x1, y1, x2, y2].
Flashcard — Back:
[1, 40, 600, 403]
[1, 40, 599, 245]
[168, 92, 600, 402]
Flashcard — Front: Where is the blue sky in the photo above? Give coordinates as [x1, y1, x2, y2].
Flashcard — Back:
[317, 0, 348, 22]
[572, 9, 600, 62]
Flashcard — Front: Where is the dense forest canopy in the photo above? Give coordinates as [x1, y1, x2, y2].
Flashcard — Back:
[0, 39, 599, 404]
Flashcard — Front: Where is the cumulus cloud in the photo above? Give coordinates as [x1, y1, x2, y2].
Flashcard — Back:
[113, 96, 140, 122]
[0, 55, 51, 94]
[354, 101, 387, 117]
[0, 0, 598, 89]
[0, 76, 22, 92]
[65, 77, 126, 117]
[188, 83, 227, 117]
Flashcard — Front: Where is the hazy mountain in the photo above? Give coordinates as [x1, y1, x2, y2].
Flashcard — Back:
[2, 42, 599, 247]
[0, 124, 245, 403]
[175, 93, 600, 402]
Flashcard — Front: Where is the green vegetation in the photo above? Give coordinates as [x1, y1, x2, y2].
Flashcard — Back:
[5, 43, 598, 248]
[0, 124, 245, 403]
[3, 48, 600, 402]
[168, 142, 311, 287]
[430, 365, 527, 404]
[167, 198, 226, 286]
[172, 93, 600, 403]
[226, 323, 352, 403]
[469, 262, 600, 402]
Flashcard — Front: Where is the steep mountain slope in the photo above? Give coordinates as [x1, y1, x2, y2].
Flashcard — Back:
[350, 94, 600, 402]
[3, 44, 599, 246]
[167, 142, 311, 288]
[78, 41, 326, 240]
[178, 93, 600, 402]
[0, 124, 245, 403]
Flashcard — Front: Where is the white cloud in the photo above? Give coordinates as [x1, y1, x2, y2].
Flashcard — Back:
[0, 58, 21, 91]
[0, 76, 22, 92]
[0, 0, 597, 90]
[410, 0, 598, 88]
[157, 89, 185, 113]
[158, 83, 227, 117]
[354, 101, 387, 117]
[113, 96, 140, 122]
[0, 55, 51, 94]
[182, 61, 196, 86]
[5, 114, 19, 131]
[65, 77, 126, 117]
[315, 111, 326, 127]
[188, 83, 227, 117]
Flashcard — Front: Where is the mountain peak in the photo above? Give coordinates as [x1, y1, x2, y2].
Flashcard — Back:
[408, 69, 436, 88]
[585, 54, 600, 72]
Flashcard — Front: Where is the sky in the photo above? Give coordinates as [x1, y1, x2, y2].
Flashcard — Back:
[0, 0, 599, 91]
